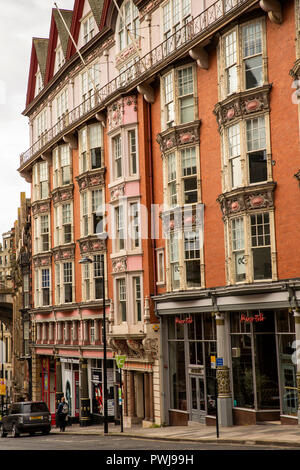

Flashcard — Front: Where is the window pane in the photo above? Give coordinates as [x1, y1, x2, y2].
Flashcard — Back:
[231, 334, 254, 408]
[242, 21, 262, 58]
[249, 150, 267, 183]
[169, 341, 187, 410]
[252, 246, 272, 280]
[245, 56, 263, 89]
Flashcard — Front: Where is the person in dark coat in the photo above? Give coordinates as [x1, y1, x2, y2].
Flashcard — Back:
[56, 397, 68, 432]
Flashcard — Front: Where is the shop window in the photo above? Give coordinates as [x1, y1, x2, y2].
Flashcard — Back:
[169, 341, 187, 410]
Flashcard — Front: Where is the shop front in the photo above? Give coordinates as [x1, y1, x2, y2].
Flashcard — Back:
[229, 309, 297, 425]
[161, 307, 298, 427]
[60, 358, 80, 422]
[163, 313, 218, 426]
[88, 358, 116, 424]
[41, 357, 57, 424]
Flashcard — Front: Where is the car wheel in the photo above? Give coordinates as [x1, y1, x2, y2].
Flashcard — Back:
[12, 424, 19, 438]
[0, 425, 7, 438]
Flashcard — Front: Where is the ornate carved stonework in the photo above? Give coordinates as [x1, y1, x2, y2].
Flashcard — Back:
[217, 182, 276, 219]
[216, 366, 232, 398]
[52, 244, 75, 262]
[162, 204, 204, 235]
[112, 256, 127, 273]
[157, 121, 201, 154]
[76, 169, 105, 192]
[142, 337, 158, 360]
[78, 235, 107, 254]
[107, 99, 124, 131]
[107, 335, 157, 361]
[51, 184, 74, 205]
[32, 253, 52, 268]
[110, 183, 126, 202]
[31, 199, 51, 216]
[214, 85, 272, 129]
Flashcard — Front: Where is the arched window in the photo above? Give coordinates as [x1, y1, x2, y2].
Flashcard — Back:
[117, 0, 140, 52]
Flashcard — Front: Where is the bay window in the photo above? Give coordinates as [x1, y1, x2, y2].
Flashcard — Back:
[80, 188, 104, 237]
[220, 19, 265, 99]
[79, 123, 103, 173]
[33, 162, 49, 201]
[63, 262, 73, 303]
[184, 230, 201, 288]
[161, 65, 196, 130]
[117, 278, 127, 322]
[246, 116, 267, 184]
[133, 276, 142, 322]
[53, 144, 72, 188]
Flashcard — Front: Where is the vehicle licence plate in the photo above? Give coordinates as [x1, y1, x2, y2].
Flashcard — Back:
[30, 416, 42, 420]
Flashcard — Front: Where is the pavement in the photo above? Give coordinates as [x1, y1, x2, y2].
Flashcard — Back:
[51, 420, 300, 448]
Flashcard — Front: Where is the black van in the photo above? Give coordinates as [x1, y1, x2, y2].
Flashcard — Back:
[0, 401, 51, 437]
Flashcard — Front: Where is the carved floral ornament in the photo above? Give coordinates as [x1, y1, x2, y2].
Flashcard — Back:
[217, 182, 276, 219]
[31, 200, 50, 216]
[112, 256, 127, 273]
[107, 337, 158, 361]
[214, 85, 272, 129]
[162, 206, 203, 234]
[33, 254, 52, 268]
[156, 121, 201, 154]
[52, 245, 75, 262]
[79, 236, 107, 254]
[51, 185, 74, 205]
[110, 183, 125, 202]
[76, 169, 105, 192]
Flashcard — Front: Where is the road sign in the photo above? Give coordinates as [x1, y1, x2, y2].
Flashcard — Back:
[210, 355, 216, 369]
[115, 355, 126, 369]
[216, 358, 223, 367]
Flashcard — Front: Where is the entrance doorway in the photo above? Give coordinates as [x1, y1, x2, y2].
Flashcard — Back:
[189, 375, 206, 423]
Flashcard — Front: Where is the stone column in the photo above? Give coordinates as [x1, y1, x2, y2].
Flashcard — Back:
[144, 373, 150, 421]
[57, 322, 63, 343]
[72, 321, 77, 342]
[79, 358, 91, 426]
[123, 370, 128, 417]
[83, 321, 89, 344]
[215, 313, 233, 427]
[149, 372, 154, 422]
[42, 323, 47, 343]
[49, 323, 54, 342]
[128, 371, 136, 418]
[55, 359, 63, 421]
[36, 323, 42, 342]
[65, 321, 70, 343]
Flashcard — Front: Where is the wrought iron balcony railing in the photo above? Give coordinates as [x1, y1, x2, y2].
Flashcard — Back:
[19, 0, 254, 170]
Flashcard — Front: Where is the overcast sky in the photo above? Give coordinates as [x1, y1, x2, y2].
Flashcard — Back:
[0, 0, 75, 238]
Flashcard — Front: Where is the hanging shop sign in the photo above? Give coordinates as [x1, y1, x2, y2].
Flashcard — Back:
[175, 316, 193, 324]
[115, 355, 126, 369]
[240, 313, 265, 323]
[0, 379, 6, 396]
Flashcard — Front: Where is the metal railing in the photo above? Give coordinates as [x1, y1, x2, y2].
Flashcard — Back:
[19, 0, 252, 169]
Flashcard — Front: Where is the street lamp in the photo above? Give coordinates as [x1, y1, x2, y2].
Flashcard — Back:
[79, 255, 108, 434]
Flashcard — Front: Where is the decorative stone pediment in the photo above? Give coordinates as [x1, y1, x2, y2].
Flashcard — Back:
[31, 199, 51, 216]
[52, 244, 75, 262]
[112, 256, 127, 273]
[51, 184, 74, 205]
[217, 182, 276, 219]
[214, 84, 272, 129]
[78, 235, 107, 254]
[32, 253, 52, 268]
[157, 121, 201, 154]
[76, 168, 105, 192]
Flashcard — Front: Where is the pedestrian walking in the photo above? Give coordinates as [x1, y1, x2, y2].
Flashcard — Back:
[56, 396, 69, 432]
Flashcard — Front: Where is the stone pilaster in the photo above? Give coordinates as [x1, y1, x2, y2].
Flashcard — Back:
[215, 313, 233, 427]
[79, 358, 91, 426]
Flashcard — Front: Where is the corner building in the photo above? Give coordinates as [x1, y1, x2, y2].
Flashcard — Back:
[19, 0, 300, 428]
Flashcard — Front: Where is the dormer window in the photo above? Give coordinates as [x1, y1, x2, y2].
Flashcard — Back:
[117, 0, 139, 52]
[35, 69, 43, 97]
[55, 44, 65, 72]
[82, 14, 94, 45]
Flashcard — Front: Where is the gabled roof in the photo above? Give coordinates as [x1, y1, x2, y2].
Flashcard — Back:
[44, 9, 73, 85]
[25, 38, 49, 107]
